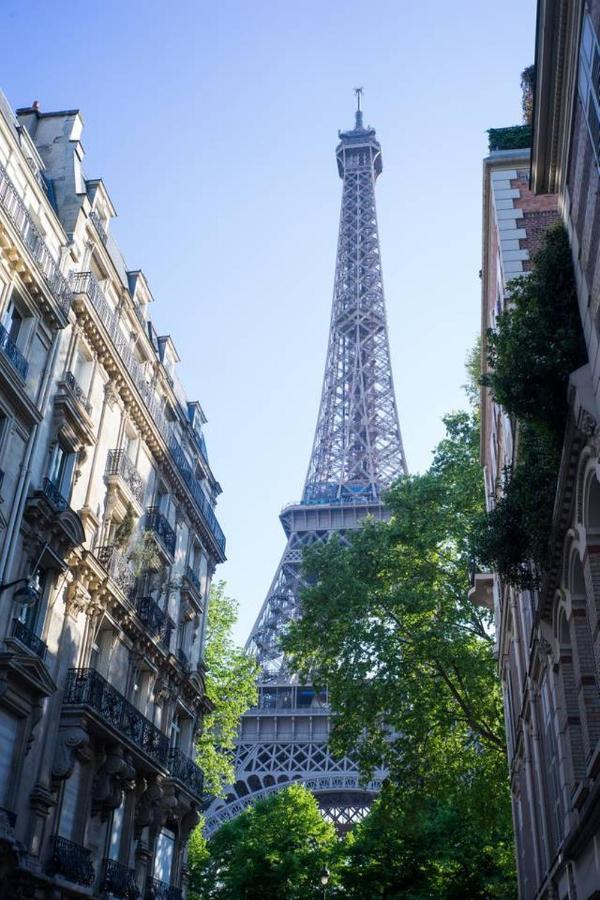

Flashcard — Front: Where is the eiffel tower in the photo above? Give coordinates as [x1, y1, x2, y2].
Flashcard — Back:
[205, 92, 407, 835]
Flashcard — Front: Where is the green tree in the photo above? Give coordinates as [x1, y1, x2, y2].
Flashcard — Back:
[196, 581, 258, 796]
[476, 223, 585, 586]
[344, 782, 515, 900]
[190, 783, 340, 900]
[281, 409, 516, 895]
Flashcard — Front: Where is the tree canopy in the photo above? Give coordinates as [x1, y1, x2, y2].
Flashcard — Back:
[280, 408, 516, 896]
[189, 784, 340, 900]
[196, 581, 259, 796]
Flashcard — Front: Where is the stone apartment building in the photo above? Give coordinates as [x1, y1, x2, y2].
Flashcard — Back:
[479, 1, 600, 897]
[0, 92, 225, 899]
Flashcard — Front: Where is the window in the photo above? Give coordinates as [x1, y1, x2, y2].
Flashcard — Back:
[108, 803, 124, 861]
[72, 346, 92, 394]
[540, 672, 562, 852]
[59, 760, 83, 838]
[0, 710, 18, 805]
[48, 441, 76, 500]
[579, 14, 600, 164]
[169, 714, 181, 751]
[3, 304, 22, 344]
[90, 627, 115, 678]
[16, 566, 46, 633]
[153, 829, 175, 883]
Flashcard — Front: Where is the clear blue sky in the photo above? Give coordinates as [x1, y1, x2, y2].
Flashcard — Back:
[1, 0, 536, 643]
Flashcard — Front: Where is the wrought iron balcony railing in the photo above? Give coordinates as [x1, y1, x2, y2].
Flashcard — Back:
[11, 619, 47, 660]
[106, 449, 145, 505]
[145, 508, 176, 558]
[136, 596, 174, 648]
[168, 747, 204, 799]
[63, 370, 93, 414]
[101, 857, 139, 899]
[0, 322, 28, 379]
[71, 270, 226, 559]
[0, 161, 73, 317]
[145, 876, 182, 900]
[90, 209, 108, 244]
[183, 565, 202, 597]
[46, 835, 95, 886]
[41, 477, 68, 511]
[96, 544, 136, 598]
[169, 438, 225, 556]
[64, 668, 169, 767]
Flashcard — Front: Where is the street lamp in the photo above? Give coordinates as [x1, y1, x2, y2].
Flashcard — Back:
[319, 866, 330, 899]
[0, 542, 49, 606]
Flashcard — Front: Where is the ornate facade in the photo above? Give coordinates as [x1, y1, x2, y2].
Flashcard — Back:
[480, 2, 600, 895]
[0, 92, 225, 898]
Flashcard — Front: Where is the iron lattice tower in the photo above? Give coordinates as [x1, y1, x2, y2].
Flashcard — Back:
[205, 94, 407, 836]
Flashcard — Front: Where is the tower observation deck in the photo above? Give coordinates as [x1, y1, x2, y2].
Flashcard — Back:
[204, 94, 407, 835]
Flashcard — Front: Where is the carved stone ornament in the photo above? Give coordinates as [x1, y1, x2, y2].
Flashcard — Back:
[104, 381, 119, 409]
[580, 410, 597, 438]
[180, 803, 201, 842]
[135, 776, 164, 833]
[65, 580, 91, 618]
[92, 744, 136, 819]
[51, 725, 90, 786]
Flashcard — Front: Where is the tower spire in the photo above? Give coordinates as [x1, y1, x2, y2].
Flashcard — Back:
[354, 86, 364, 129]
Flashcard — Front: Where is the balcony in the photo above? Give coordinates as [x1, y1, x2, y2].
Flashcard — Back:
[169, 438, 226, 558]
[101, 858, 139, 899]
[145, 877, 182, 900]
[97, 544, 136, 598]
[0, 161, 73, 318]
[41, 476, 68, 511]
[0, 322, 28, 379]
[183, 565, 201, 597]
[90, 209, 108, 244]
[168, 747, 204, 800]
[62, 370, 92, 414]
[136, 596, 174, 648]
[145, 508, 176, 558]
[64, 668, 169, 767]
[11, 619, 47, 660]
[46, 835, 95, 886]
[106, 449, 145, 507]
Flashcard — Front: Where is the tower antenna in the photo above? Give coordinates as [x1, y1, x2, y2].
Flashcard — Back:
[354, 86, 364, 127]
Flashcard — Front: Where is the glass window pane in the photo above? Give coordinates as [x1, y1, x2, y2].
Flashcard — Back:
[153, 829, 175, 882]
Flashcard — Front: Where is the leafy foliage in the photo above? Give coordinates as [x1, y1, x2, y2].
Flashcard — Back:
[343, 782, 516, 899]
[113, 502, 135, 548]
[476, 224, 585, 585]
[279, 410, 515, 895]
[196, 581, 258, 797]
[481, 224, 582, 435]
[284, 411, 503, 776]
[474, 424, 561, 587]
[487, 125, 531, 152]
[128, 532, 162, 577]
[521, 65, 535, 125]
[189, 784, 340, 900]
